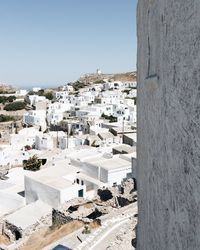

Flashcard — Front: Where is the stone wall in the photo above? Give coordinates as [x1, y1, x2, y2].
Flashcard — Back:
[52, 209, 73, 226]
[3, 213, 52, 242]
[137, 1, 200, 250]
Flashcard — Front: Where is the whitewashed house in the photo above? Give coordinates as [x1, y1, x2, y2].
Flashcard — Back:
[35, 134, 54, 150]
[26, 95, 46, 106]
[62, 84, 74, 92]
[15, 89, 28, 96]
[25, 162, 87, 208]
[100, 90, 127, 105]
[23, 110, 46, 131]
[47, 102, 72, 125]
[59, 136, 83, 149]
[32, 87, 41, 92]
[10, 127, 41, 148]
[54, 91, 69, 100]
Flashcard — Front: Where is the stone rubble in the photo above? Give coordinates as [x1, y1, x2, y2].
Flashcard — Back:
[105, 217, 137, 250]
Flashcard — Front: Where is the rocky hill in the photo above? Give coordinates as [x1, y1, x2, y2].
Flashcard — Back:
[0, 83, 16, 94]
[79, 71, 137, 84]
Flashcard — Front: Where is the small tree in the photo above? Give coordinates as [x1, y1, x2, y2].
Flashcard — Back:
[23, 155, 42, 171]
[82, 224, 91, 234]
[44, 92, 54, 100]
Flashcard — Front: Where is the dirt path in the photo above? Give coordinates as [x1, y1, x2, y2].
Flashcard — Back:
[20, 221, 84, 250]
[0, 235, 11, 245]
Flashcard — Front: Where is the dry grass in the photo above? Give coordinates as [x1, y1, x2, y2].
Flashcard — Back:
[20, 220, 84, 250]
[20, 219, 101, 250]
[81, 202, 94, 209]
[0, 234, 11, 245]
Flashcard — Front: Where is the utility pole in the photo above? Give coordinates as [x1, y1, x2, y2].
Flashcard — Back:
[67, 123, 69, 149]
[54, 121, 58, 148]
[122, 117, 125, 143]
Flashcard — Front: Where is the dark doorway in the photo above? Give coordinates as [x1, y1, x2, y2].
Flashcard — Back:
[14, 230, 22, 240]
[78, 189, 84, 197]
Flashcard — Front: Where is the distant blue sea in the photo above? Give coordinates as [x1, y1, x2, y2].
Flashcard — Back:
[16, 82, 63, 90]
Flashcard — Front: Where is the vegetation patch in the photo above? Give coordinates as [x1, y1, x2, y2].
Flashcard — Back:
[23, 155, 42, 171]
[28, 89, 54, 100]
[0, 114, 15, 122]
[4, 101, 26, 111]
[0, 96, 16, 104]
[73, 81, 86, 91]
[101, 113, 117, 123]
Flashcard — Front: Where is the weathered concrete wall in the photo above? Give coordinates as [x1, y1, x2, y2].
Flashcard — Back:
[137, 1, 200, 249]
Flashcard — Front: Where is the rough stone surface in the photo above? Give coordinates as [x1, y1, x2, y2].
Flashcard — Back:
[52, 209, 73, 226]
[137, 1, 200, 250]
[104, 217, 137, 250]
[97, 178, 136, 207]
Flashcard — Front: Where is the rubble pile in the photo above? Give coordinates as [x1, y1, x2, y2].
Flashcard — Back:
[96, 178, 137, 207]
[53, 198, 114, 224]
[106, 217, 137, 250]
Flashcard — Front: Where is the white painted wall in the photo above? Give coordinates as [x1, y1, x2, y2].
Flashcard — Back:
[25, 176, 61, 208]
[107, 166, 131, 186]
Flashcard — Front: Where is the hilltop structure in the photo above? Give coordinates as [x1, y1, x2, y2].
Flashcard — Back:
[137, 1, 200, 249]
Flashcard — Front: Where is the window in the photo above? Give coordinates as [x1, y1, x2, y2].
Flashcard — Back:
[81, 180, 84, 185]
[76, 178, 79, 184]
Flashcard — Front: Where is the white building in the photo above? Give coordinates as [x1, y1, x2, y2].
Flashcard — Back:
[47, 102, 73, 125]
[59, 136, 83, 149]
[35, 131, 66, 150]
[103, 81, 123, 90]
[32, 87, 41, 92]
[0, 146, 133, 210]
[25, 162, 87, 208]
[35, 134, 54, 150]
[0, 147, 30, 167]
[62, 84, 74, 92]
[10, 127, 42, 149]
[15, 89, 28, 96]
[26, 95, 46, 106]
[75, 154, 132, 186]
[23, 110, 46, 131]
[100, 90, 127, 105]
[54, 91, 69, 100]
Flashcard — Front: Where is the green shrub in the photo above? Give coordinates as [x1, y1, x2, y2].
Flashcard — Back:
[94, 80, 105, 84]
[23, 155, 42, 171]
[0, 114, 15, 122]
[44, 92, 54, 100]
[73, 81, 86, 91]
[0, 96, 16, 104]
[28, 89, 54, 100]
[7, 96, 16, 102]
[101, 113, 117, 123]
[4, 101, 26, 111]
[82, 224, 91, 234]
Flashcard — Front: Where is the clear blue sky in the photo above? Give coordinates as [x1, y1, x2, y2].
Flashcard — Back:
[0, 0, 137, 88]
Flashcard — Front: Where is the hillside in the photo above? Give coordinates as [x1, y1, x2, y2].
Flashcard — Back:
[79, 71, 137, 84]
[0, 83, 16, 94]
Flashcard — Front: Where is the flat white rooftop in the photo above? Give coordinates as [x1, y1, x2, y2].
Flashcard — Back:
[0, 168, 29, 194]
[5, 200, 51, 230]
[113, 144, 133, 153]
[124, 133, 137, 142]
[25, 162, 80, 190]
[0, 192, 24, 218]
[85, 155, 131, 170]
